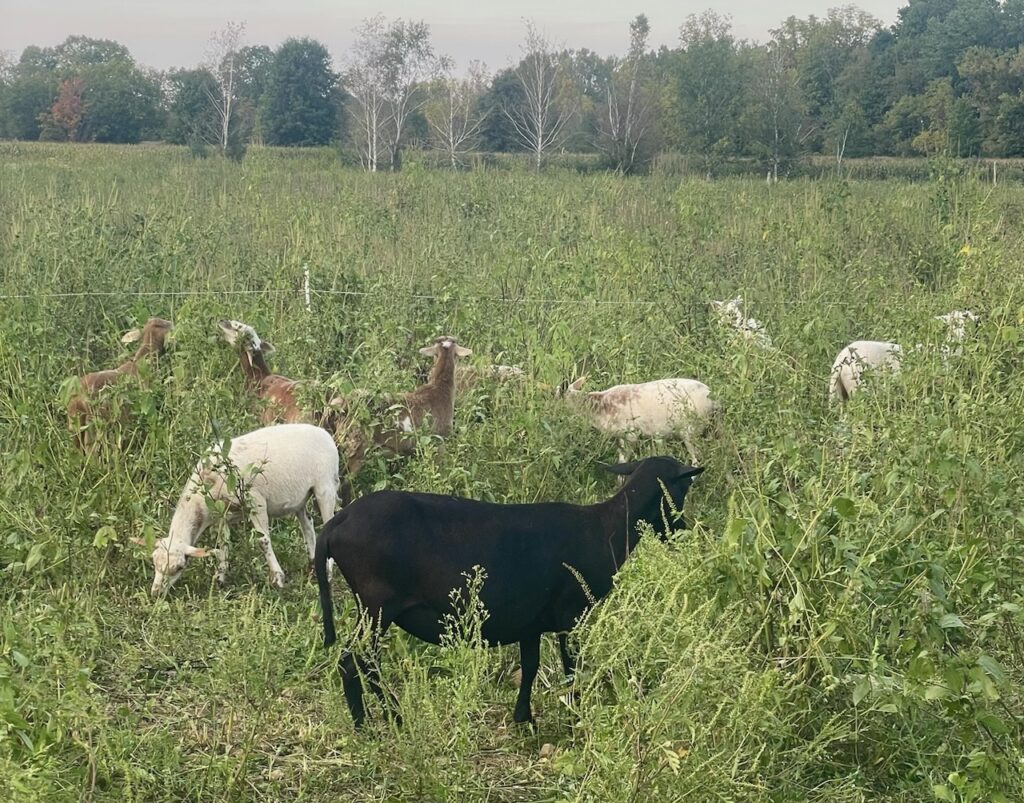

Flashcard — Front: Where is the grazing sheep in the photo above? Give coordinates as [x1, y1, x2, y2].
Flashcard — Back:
[67, 317, 173, 451]
[218, 319, 304, 424]
[935, 309, 979, 342]
[829, 311, 979, 403]
[455, 363, 527, 394]
[138, 423, 339, 596]
[367, 335, 472, 456]
[218, 319, 367, 504]
[828, 340, 904, 403]
[315, 456, 704, 726]
[710, 296, 773, 348]
[936, 310, 979, 358]
[560, 376, 720, 465]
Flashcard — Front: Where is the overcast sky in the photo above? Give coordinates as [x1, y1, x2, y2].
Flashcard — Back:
[2, 1, 906, 71]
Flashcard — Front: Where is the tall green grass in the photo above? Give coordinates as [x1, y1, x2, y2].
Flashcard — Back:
[0, 142, 1022, 801]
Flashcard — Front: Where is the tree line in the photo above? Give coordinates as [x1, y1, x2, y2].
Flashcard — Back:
[3, 1, 1024, 172]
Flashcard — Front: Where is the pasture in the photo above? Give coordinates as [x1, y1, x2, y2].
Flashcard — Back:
[1, 142, 1022, 801]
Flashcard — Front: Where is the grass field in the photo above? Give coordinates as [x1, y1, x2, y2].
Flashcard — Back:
[1, 142, 1023, 801]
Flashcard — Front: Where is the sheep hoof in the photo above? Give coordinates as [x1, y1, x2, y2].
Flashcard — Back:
[271, 572, 286, 589]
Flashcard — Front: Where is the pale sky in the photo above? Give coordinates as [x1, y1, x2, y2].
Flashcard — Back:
[1, 1, 905, 72]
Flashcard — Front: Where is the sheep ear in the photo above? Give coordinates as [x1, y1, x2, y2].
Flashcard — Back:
[569, 376, 587, 392]
[121, 328, 143, 344]
[183, 545, 211, 558]
[260, 340, 275, 354]
[454, 346, 472, 357]
[419, 345, 439, 357]
[676, 465, 705, 479]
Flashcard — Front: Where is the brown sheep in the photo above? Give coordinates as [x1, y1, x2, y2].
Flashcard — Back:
[67, 317, 173, 452]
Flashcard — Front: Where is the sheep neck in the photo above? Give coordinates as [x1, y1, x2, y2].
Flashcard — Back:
[239, 347, 272, 391]
[167, 485, 210, 549]
[426, 347, 457, 388]
[601, 475, 670, 564]
[418, 348, 457, 415]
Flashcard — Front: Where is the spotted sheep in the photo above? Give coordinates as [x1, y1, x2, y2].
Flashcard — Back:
[828, 310, 979, 403]
[454, 362, 527, 394]
[136, 423, 339, 596]
[559, 376, 720, 465]
[710, 295, 773, 349]
[66, 316, 173, 452]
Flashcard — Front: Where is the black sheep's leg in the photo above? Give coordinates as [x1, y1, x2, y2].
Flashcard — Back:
[558, 633, 577, 683]
[340, 606, 396, 728]
[340, 648, 367, 728]
[513, 634, 541, 723]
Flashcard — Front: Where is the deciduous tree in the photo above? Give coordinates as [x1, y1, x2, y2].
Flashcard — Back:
[260, 38, 339, 146]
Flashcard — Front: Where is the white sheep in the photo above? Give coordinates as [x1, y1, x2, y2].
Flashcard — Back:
[710, 296, 773, 348]
[828, 340, 904, 403]
[829, 310, 979, 403]
[935, 309, 979, 358]
[560, 376, 721, 465]
[138, 423, 339, 596]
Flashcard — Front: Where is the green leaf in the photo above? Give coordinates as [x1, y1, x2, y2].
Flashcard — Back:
[976, 655, 1005, 684]
[853, 677, 871, 706]
[925, 684, 952, 701]
[24, 543, 44, 572]
[978, 713, 1009, 735]
[834, 496, 857, 520]
[932, 784, 955, 802]
[93, 525, 117, 548]
[938, 613, 964, 629]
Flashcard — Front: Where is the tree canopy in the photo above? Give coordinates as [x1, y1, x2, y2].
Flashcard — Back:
[6, 3, 1024, 165]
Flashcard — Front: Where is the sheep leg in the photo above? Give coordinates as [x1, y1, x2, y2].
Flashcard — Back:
[248, 495, 285, 589]
[313, 482, 339, 577]
[682, 434, 700, 467]
[615, 441, 630, 487]
[297, 506, 317, 568]
[340, 606, 398, 728]
[214, 541, 229, 585]
[513, 634, 541, 724]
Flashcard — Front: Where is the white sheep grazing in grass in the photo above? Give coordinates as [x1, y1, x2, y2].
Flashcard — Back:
[138, 423, 339, 596]
[710, 295, 773, 348]
[936, 309, 979, 358]
[560, 376, 720, 465]
[829, 310, 979, 403]
[828, 340, 904, 403]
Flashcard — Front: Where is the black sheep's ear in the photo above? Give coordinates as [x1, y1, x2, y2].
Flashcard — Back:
[676, 465, 705, 479]
[602, 461, 641, 476]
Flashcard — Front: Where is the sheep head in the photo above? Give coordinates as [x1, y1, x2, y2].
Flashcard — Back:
[419, 336, 472, 359]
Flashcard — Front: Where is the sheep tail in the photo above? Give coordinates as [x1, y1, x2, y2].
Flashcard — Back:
[315, 529, 337, 648]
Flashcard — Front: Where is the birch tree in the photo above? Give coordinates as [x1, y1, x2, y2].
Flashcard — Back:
[379, 19, 436, 171]
[600, 15, 653, 173]
[505, 22, 572, 170]
[426, 60, 489, 168]
[345, 17, 387, 171]
[204, 21, 245, 157]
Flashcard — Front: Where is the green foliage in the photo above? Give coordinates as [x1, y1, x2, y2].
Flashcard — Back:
[259, 38, 339, 146]
[163, 69, 219, 146]
[0, 142, 1023, 800]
